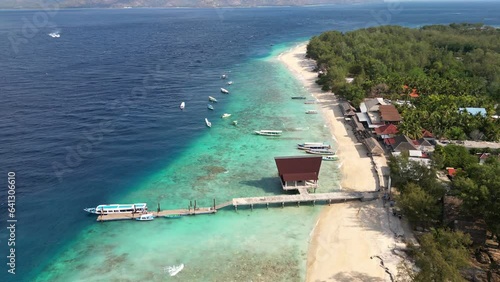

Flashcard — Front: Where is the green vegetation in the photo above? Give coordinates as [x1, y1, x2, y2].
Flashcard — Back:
[307, 23, 500, 141]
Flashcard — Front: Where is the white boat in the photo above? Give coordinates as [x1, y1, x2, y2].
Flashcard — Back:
[84, 203, 147, 214]
[180, 102, 185, 110]
[205, 118, 212, 128]
[220, 88, 229, 94]
[297, 143, 331, 150]
[227, 81, 233, 85]
[254, 130, 282, 136]
[136, 213, 154, 221]
[306, 110, 318, 114]
[322, 155, 339, 161]
[207, 104, 214, 110]
[221, 113, 231, 118]
[48, 32, 60, 38]
[232, 120, 238, 126]
[208, 96, 218, 102]
[166, 263, 184, 276]
[221, 74, 227, 79]
[306, 149, 335, 155]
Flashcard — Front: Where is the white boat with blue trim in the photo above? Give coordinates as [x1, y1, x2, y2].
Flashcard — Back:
[136, 213, 155, 221]
[84, 203, 148, 215]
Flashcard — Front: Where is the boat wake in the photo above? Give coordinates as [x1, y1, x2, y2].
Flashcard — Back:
[48, 31, 60, 38]
[164, 263, 184, 276]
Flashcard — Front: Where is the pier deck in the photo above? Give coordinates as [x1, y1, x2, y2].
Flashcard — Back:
[95, 191, 378, 221]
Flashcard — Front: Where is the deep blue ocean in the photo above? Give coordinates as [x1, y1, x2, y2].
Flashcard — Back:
[1, 1, 499, 281]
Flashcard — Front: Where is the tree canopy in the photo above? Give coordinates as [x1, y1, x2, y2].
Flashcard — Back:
[307, 24, 500, 141]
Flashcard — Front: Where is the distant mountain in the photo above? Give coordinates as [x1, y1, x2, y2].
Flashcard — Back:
[0, 0, 382, 9]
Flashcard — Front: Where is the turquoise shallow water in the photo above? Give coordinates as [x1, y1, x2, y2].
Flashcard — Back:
[35, 43, 341, 281]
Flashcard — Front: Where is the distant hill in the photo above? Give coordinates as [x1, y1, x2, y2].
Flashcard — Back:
[1, 0, 382, 9]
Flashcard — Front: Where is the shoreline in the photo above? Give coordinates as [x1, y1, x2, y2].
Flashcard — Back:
[277, 42, 405, 281]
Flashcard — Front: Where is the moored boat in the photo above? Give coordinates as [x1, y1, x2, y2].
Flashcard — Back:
[84, 203, 148, 215]
[227, 81, 233, 85]
[232, 120, 238, 126]
[205, 118, 212, 128]
[166, 263, 184, 276]
[208, 96, 218, 102]
[291, 96, 306, 99]
[164, 214, 184, 219]
[322, 155, 339, 161]
[306, 149, 335, 155]
[297, 142, 331, 150]
[221, 74, 227, 79]
[304, 99, 317, 104]
[207, 104, 214, 110]
[221, 113, 231, 118]
[306, 110, 318, 114]
[220, 88, 229, 94]
[180, 102, 185, 110]
[254, 130, 282, 136]
[136, 213, 155, 221]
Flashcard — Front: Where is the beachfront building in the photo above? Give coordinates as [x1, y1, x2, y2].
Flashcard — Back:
[339, 102, 356, 118]
[374, 124, 399, 140]
[379, 105, 402, 125]
[357, 98, 388, 129]
[386, 135, 418, 154]
[363, 137, 385, 156]
[274, 156, 322, 191]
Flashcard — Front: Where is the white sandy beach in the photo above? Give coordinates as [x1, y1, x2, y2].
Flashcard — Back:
[278, 43, 406, 281]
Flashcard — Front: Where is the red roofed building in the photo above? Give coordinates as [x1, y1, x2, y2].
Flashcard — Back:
[379, 105, 402, 124]
[409, 88, 419, 98]
[374, 124, 399, 139]
[274, 156, 322, 191]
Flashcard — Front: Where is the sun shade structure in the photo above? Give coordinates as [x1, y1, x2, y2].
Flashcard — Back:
[274, 156, 322, 190]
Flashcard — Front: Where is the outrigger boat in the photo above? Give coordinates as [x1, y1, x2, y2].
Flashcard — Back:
[221, 113, 231, 118]
[297, 142, 331, 150]
[254, 130, 282, 136]
[205, 118, 212, 128]
[221, 88, 229, 94]
[208, 96, 218, 102]
[207, 104, 214, 110]
[291, 96, 306, 99]
[164, 214, 184, 219]
[306, 110, 318, 114]
[84, 203, 148, 215]
[322, 155, 339, 161]
[306, 149, 335, 155]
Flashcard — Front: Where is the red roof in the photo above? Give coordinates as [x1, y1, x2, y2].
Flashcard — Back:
[409, 88, 419, 98]
[447, 167, 456, 176]
[384, 138, 396, 145]
[275, 156, 322, 182]
[379, 105, 401, 122]
[374, 124, 399, 136]
[421, 129, 434, 138]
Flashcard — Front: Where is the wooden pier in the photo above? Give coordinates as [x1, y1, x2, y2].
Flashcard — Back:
[95, 190, 378, 222]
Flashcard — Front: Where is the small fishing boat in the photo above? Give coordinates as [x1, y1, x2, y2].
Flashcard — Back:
[306, 110, 318, 114]
[291, 96, 306, 99]
[221, 74, 227, 79]
[205, 118, 212, 128]
[254, 130, 282, 136]
[322, 155, 339, 161]
[220, 88, 229, 94]
[232, 120, 238, 126]
[221, 113, 231, 118]
[136, 213, 154, 221]
[306, 149, 335, 155]
[227, 81, 233, 85]
[208, 96, 218, 102]
[166, 263, 184, 277]
[164, 214, 184, 219]
[180, 102, 185, 110]
[207, 104, 214, 110]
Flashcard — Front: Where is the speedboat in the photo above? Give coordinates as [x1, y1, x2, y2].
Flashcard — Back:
[208, 96, 218, 102]
[227, 81, 233, 85]
[205, 118, 212, 128]
[254, 130, 282, 136]
[84, 203, 147, 214]
[180, 102, 185, 110]
[207, 104, 214, 110]
[136, 213, 154, 221]
[221, 113, 231, 118]
[220, 88, 229, 94]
